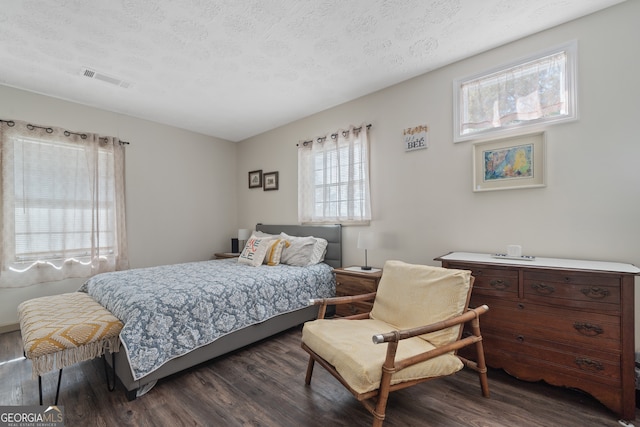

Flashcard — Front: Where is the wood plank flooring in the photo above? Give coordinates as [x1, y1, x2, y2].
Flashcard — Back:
[1, 326, 636, 426]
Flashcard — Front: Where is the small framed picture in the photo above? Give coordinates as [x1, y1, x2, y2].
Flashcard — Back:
[263, 171, 279, 191]
[248, 170, 262, 188]
[472, 132, 545, 192]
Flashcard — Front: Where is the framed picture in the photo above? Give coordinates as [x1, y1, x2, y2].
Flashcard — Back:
[473, 132, 545, 192]
[263, 171, 279, 191]
[248, 170, 262, 188]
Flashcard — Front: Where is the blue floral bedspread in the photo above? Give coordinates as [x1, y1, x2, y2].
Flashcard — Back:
[79, 258, 335, 380]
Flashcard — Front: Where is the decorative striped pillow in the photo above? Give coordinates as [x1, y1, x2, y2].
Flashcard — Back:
[263, 238, 289, 266]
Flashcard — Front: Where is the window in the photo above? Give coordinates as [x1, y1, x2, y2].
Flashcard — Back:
[0, 120, 128, 287]
[454, 41, 577, 142]
[13, 138, 115, 261]
[298, 124, 371, 224]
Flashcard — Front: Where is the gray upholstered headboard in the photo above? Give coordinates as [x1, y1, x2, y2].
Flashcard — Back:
[255, 224, 342, 268]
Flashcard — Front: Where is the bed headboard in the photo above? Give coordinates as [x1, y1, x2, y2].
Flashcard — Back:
[255, 224, 342, 269]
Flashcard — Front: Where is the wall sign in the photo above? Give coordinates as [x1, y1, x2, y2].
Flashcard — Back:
[403, 125, 428, 152]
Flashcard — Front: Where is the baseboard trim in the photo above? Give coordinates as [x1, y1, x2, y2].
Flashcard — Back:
[0, 323, 20, 334]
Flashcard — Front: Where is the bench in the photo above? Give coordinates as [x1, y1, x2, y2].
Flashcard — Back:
[17, 292, 123, 405]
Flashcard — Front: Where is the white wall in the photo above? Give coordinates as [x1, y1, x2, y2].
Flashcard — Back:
[237, 3, 640, 342]
[0, 85, 239, 328]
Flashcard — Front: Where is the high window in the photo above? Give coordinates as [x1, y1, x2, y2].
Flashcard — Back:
[454, 41, 577, 142]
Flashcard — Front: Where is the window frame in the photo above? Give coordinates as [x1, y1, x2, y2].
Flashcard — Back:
[453, 40, 578, 142]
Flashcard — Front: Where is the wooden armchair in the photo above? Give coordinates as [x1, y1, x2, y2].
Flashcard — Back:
[301, 260, 489, 427]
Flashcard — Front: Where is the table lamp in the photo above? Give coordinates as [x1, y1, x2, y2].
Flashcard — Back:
[238, 229, 251, 251]
[357, 231, 375, 270]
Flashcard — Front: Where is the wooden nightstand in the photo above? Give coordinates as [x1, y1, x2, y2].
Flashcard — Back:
[333, 267, 383, 316]
[213, 252, 240, 259]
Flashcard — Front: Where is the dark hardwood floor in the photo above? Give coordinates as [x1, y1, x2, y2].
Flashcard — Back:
[0, 326, 636, 426]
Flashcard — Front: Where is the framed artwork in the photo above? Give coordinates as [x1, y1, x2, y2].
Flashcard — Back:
[472, 132, 546, 192]
[248, 170, 262, 188]
[263, 171, 279, 191]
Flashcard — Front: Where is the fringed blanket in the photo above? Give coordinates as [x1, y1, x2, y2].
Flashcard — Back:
[79, 259, 335, 381]
[18, 292, 123, 378]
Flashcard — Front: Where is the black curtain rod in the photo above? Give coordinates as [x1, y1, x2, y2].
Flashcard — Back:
[1, 119, 130, 145]
[297, 124, 371, 147]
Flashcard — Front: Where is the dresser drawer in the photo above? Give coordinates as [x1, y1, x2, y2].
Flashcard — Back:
[476, 299, 621, 351]
[523, 271, 620, 311]
[482, 331, 622, 385]
[447, 263, 518, 297]
[335, 274, 377, 294]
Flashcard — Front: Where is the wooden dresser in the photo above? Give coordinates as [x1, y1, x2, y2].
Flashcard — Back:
[436, 252, 640, 420]
[333, 267, 383, 316]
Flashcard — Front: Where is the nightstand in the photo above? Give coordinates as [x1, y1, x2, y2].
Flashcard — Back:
[213, 252, 241, 259]
[333, 267, 383, 316]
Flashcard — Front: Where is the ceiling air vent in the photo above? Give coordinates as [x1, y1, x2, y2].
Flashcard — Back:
[81, 67, 131, 88]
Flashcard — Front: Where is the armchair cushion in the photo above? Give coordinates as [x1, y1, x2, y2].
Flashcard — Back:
[302, 318, 463, 394]
[370, 260, 471, 347]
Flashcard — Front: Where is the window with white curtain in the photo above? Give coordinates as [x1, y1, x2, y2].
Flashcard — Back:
[454, 41, 577, 142]
[298, 124, 371, 224]
[0, 120, 129, 287]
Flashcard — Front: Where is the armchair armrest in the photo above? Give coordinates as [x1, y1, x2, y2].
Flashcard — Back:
[309, 292, 377, 320]
[309, 292, 377, 307]
[372, 305, 489, 344]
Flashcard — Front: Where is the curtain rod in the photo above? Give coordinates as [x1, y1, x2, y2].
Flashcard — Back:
[297, 123, 371, 147]
[1, 119, 130, 145]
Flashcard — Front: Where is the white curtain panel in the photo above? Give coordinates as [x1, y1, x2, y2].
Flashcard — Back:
[0, 120, 129, 287]
[298, 123, 371, 224]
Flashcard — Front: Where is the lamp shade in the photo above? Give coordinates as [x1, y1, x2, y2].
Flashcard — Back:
[238, 229, 252, 241]
[357, 231, 375, 250]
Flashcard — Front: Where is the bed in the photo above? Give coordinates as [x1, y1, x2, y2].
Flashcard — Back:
[80, 224, 342, 400]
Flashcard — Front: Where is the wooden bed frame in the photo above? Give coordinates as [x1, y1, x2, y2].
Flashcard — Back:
[111, 224, 342, 400]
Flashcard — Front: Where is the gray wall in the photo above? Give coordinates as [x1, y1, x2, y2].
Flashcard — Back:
[236, 3, 640, 345]
[0, 85, 238, 327]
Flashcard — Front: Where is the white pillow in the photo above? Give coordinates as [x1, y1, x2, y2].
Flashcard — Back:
[280, 232, 328, 265]
[279, 235, 317, 266]
[238, 236, 273, 267]
[309, 237, 328, 264]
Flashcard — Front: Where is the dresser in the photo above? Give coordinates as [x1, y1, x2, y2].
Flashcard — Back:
[333, 267, 383, 316]
[436, 252, 640, 420]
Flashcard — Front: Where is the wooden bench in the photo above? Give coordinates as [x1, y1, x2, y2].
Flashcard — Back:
[17, 292, 123, 405]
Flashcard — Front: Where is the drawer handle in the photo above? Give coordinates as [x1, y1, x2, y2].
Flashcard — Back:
[489, 279, 510, 290]
[573, 322, 604, 336]
[580, 287, 610, 300]
[575, 357, 604, 372]
[531, 282, 555, 295]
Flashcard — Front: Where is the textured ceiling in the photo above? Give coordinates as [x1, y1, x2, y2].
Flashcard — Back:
[0, 0, 626, 142]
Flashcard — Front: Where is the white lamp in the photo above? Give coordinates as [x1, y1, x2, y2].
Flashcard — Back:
[238, 229, 251, 250]
[357, 231, 376, 271]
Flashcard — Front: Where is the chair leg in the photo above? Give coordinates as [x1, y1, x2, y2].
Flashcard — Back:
[38, 369, 63, 406]
[305, 357, 315, 385]
[475, 340, 490, 397]
[103, 352, 118, 391]
[54, 369, 63, 405]
[471, 319, 490, 398]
